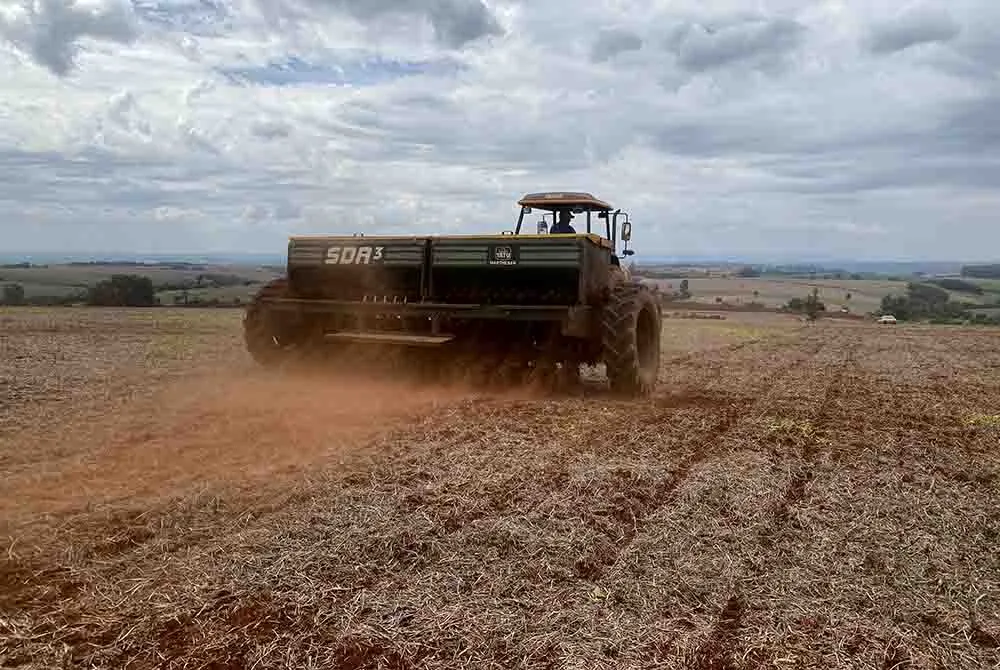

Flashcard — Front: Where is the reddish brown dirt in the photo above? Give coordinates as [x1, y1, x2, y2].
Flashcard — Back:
[1, 370, 472, 526]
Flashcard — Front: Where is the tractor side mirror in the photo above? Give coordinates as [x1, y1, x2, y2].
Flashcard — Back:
[621, 221, 632, 242]
[622, 249, 635, 257]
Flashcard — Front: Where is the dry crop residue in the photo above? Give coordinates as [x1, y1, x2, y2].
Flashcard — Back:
[1, 308, 998, 669]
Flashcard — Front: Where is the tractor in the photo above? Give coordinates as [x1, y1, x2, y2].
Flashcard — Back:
[243, 191, 662, 395]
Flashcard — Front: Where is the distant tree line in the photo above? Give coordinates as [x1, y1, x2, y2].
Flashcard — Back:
[879, 282, 1000, 325]
[86, 275, 156, 306]
[1, 273, 252, 308]
[633, 268, 698, 280]
[157, 273, 260, 291]
[634, 263, 873, 281]
[961, 264, 1000, 279]
[926, 278, 985, 295]
[1, 275, 158, 307]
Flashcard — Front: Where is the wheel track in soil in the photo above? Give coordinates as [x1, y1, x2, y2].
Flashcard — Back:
[571, 333, 830, 584]
[259, 334, 831, 618]
[656, 327, 807, 392]
[688, 329, 862, 670]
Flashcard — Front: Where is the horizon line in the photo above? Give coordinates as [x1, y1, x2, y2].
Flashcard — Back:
[1, 251, 994, 265]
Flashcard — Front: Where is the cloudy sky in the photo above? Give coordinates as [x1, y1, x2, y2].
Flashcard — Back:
[1, 0, 998, 261]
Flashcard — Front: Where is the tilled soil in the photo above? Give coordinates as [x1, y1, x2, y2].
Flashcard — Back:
[1, 309, 998, 669]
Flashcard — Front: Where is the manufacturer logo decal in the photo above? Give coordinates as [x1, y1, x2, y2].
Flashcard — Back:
[488, 245, 518, 266]
[325, 246, 385, 265]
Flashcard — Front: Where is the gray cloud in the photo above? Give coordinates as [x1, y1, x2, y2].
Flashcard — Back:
[591, 28, 643, 63]
[251, 118, 293, 140]
[331, 89, 609, 172]
[666, 14, 805, 73]
[867, 7, 960, 54]
[423, 0, 503, 49]
[931, 91, 1000, 156]
[0, 0, 138, 76]
[258, 0, 503, 48]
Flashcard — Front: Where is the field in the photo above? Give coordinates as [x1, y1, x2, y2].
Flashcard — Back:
[644, 277, 1000, 314]
[1, 307, 999, 669]
[5, 262, 1000, 315]
[0, 263, 280, 304]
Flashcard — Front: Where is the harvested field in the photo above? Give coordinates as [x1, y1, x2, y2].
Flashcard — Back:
[1, 307, 998, 669]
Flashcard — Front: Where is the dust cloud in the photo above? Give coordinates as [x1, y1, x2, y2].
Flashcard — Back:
[1, 365, 476, 524]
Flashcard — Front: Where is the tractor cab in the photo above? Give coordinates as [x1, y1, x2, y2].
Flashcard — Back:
[512, 191, 635, 260]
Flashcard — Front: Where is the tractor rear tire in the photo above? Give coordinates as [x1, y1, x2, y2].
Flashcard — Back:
[243, 277, 308, 367]
[601, 282, 662, 396]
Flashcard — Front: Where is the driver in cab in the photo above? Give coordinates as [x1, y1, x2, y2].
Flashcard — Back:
[549, 210, 577, 234]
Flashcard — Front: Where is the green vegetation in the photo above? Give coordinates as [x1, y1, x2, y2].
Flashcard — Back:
[961, 264, 1000, 279]
[653, 278, 694, 303]
[1, 286, 82, 306]
[2, 284, 24, 305]
[926, 278, 985, 295]
[86, 275, 156, 307]
[879, 282, 1000, 324]
[2, 283, 25, 305]
[783, 287, 826, 320]
[0, 262, 279, 308]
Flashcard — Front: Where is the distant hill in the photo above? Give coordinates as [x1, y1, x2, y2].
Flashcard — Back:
[636, 258, 970, 277]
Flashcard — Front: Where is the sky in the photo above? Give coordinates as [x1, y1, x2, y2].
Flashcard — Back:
[1, 0, 998, 262]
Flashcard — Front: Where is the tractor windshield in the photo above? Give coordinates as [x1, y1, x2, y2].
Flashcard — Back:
[510, 191, 631, 254]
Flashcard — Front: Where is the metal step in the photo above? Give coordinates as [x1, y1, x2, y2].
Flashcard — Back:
[324, 331, 455, 347]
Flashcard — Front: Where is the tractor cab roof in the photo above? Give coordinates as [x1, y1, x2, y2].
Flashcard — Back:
[517, 191, 614, 212]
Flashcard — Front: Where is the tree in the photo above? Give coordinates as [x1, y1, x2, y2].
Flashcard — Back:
[880, 294, 911, 320]
[86, 274, 156, 307]
[879, 282, 969, 322]
[784, 287, 826, 319]
[803, 287, 825, 321]
[2, 283, 25, 305]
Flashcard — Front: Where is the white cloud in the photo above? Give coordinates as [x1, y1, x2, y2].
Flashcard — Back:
[0, 0, 998, 261]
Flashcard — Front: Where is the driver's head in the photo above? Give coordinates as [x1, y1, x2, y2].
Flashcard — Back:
[559, 210, 573, 223]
